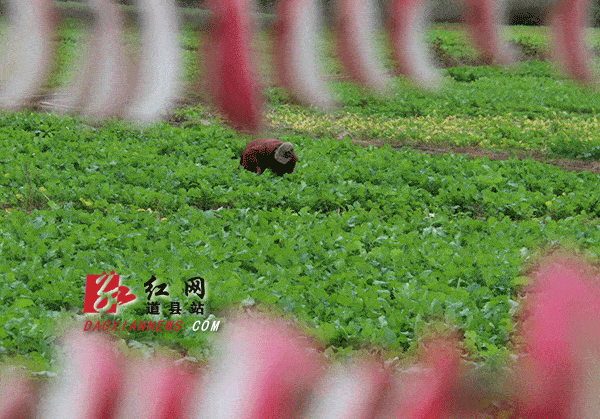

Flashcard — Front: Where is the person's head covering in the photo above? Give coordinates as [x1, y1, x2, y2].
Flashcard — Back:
[274, 142, 295, 164]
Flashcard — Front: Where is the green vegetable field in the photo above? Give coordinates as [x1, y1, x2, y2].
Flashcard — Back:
[1, 21, 600, 371]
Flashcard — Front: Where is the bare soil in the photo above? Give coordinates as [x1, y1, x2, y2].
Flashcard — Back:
[354, 139, 600, 174]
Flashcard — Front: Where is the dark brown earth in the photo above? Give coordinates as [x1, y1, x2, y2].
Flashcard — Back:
[353, 139, 600, 175]
[408, 144, 600, 174]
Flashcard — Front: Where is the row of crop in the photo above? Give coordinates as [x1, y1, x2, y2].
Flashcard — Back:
[329, 62, 600, 119]
[1, 113, 600, 221]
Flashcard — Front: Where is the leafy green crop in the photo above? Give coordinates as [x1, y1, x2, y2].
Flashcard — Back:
[2, 108, 600, 369]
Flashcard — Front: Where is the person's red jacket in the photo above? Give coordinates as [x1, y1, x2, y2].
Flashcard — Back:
[240, 138, 297, 176]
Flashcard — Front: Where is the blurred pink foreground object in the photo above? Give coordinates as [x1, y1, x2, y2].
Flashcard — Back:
[274, 0, 336, 110]
[1, 255, 600, 418]
[206, 0, 264, 132]
[389, 0, 442, 89]
[518, 256, 600, 419]
[551, 0, 597, 84]
[0, 0, 55, 110]
[0, 0, 596, 129]
[464, 0, 515, 65]
[195, 318, 322, 419]
[335, 0, 391, 95]
[398, 341, 462, 419]
[38, 333, 125, 419]
[0, 370, 35, 419]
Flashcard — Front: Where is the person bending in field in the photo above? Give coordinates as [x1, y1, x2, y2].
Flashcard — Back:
[240, 138, 297, 176]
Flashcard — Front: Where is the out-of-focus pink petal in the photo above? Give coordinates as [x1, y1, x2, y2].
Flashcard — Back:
[38, 332, 124, 419]
[518, 256, 600, 419]
[550, 0, 597, 84]
[195, 317, 323, 419]
[398, 341, 461, 419]
[82, 0, 131, 118]
[463, 0, 514, 65]
[52, 0, 130, 118]
[335, 0, 391, 95]
[0, 0, 55, 110]
[389, 0, 441, 89]
[125, 0, 182, 122]
[274, 0, 336, 109]
[206, 0, 264, 132]
[0, 370, 35, 419]
[305, 362, 391, 419]
[114, 358, 198, 419]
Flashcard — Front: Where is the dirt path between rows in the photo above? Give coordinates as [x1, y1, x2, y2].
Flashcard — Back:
[355, 140, 600, 174]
